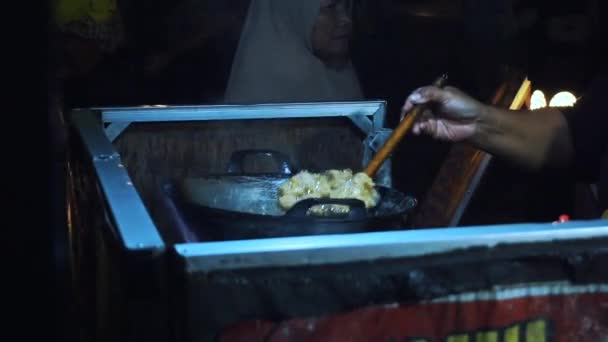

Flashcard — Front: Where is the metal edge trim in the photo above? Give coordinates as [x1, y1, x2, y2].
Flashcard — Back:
[174, 220, 608, 272]
[99, 101, 386, 123]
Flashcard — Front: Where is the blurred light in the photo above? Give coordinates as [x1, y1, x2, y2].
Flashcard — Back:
[530, 90, 547, 110]
[529, 90, 577, 110]
[549, 91, 577, 108]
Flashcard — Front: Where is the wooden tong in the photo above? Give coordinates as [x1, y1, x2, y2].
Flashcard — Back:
[364, 74, 449, 177]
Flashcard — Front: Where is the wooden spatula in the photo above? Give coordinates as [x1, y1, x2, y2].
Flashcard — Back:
[364, 74, 448, 177]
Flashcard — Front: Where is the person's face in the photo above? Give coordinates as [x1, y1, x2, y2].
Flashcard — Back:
[311, 0, 353, 67]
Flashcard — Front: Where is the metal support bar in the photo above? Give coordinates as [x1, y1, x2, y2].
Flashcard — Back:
[372, 102, 387, 130]
[70, 110, 164, 251]
[98, 102, 382, 140]
[363, 128, 393, 187]
[71, 109, 120, 159]
[348, 115, 373, 135]
[105, 122, 131, 142]
[99, 102, 383, 125]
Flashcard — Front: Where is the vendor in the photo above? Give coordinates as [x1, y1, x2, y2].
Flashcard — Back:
[224, 0, 363, 103]
[401, 69, 608, 219]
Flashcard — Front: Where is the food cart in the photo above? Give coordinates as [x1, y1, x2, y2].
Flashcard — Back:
[65, 76, 608, 341]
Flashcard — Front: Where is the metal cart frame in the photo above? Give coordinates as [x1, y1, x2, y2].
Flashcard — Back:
[67, 101, 608, 341]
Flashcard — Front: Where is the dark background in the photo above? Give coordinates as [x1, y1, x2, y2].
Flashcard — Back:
[51, 0, 606, 207]
[55, 0, 606, 108]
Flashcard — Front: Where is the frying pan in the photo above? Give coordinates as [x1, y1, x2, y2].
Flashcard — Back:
[164, 150, 417, 241]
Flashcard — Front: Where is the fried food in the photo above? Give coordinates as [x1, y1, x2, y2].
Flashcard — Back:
[278, 169, 380, 213]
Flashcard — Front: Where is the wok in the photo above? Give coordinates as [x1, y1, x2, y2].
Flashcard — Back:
[165, 150, 417, 241]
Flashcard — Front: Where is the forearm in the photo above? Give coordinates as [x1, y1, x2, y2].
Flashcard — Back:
[470, 106, 574, 170]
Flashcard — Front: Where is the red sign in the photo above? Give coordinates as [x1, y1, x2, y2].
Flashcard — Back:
[220, 284, 608, 341]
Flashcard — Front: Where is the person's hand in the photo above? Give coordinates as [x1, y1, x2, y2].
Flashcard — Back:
[401, 86, 487, 142]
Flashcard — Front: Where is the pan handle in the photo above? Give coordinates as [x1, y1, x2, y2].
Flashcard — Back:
[227, 149, 296, 174]
[286, 198, 367, 220]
